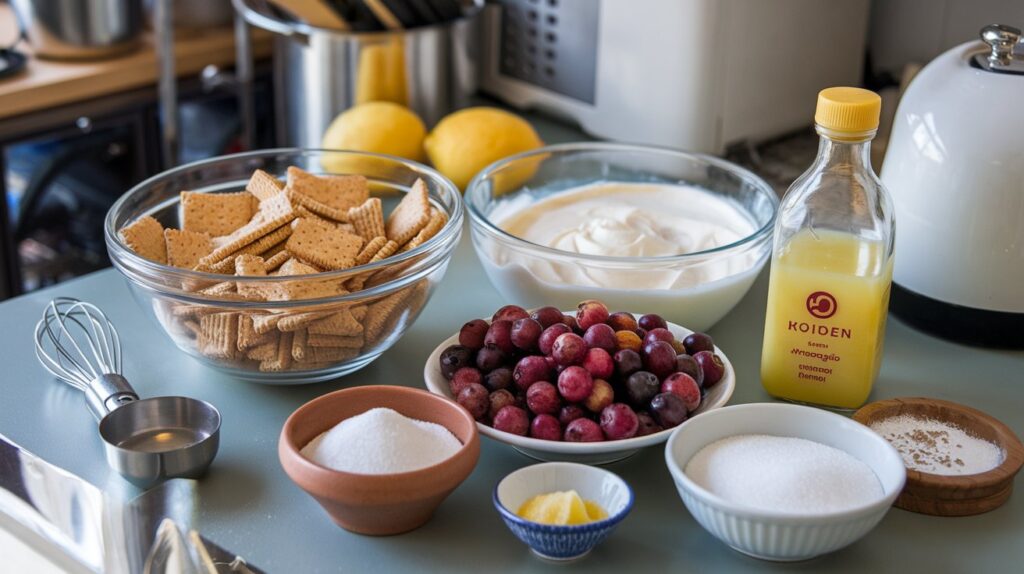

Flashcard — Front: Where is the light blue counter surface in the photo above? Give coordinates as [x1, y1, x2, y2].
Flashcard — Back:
[1, 116, 1021, 572]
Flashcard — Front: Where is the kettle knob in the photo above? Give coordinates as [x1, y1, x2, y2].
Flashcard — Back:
[980, 24, 1021, 65]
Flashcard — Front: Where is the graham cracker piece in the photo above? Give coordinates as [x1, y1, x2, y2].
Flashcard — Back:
[287, 166, 368, 212]
[253, 191, 296, 223]
[286, 189, 350, 222]
[364, 288, 414, 343]
[308, 334, 364, 349]
[277, 258, 319, 276]
[264, 250, 291, 272]
[120, 216, 167, 264]
[285, 218, 363, 271]
[349, 197, 386, 242]
[181, 191, 257, 236]
[246, 338, 279, 361]
[291, 328, 309, 361]
[308, 309, 362, 336]
[165, 229, 213, 269]
[400, 208, 447, 252]
[238, 314, 274, 350]
[253, 314, 282, 334]
[259, 331, 294, 372]
[262, 259, 343, 301]
[369, 239, 399, 263]
[198, 211, 294, 268]
[296, 346, 359, 363]
[355, 236, 388, 266]
[199, 281, 240, 299]
[385, 178, 431, 245]
[351, 306, 368, 322]
[235, 254, 267, 299]
[278, 310, 334, 332]
[261, 239, 288, 258]
[198, 312, 239, 359]
[293, 205, 356, 232]
[172, 303, 218, 319]
[246, 169, 285, 201]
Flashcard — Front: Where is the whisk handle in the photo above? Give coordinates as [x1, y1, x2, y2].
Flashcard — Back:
[85, 374, 139, 420]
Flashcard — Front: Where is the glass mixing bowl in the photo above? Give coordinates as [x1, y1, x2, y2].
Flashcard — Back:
[465, 143, 778, 331]
[105, 149, 462, 384]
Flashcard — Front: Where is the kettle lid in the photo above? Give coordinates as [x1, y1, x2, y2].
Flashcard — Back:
[973, 24, 1024, 75]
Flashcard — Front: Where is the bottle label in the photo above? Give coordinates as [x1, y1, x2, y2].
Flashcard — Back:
[761, 275, 890, 409]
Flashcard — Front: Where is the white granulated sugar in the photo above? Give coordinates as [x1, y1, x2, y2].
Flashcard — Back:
[300, 408, 462, 474]
[684, 434, 883, 514]
[869, 415, 1004, 476]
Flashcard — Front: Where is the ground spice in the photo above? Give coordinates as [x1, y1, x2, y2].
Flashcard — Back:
[868, 415, 1003, 476]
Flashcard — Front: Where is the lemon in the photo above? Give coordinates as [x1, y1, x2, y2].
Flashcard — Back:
[517, 490, 608, 526]
[320, 102, 426, 173]
[424, 107, 543, 190]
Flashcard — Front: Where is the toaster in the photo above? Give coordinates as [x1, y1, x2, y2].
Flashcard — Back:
[480, 0, 870, 154]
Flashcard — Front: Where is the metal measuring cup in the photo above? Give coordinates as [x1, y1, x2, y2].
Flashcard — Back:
[35, 298, 220, 488]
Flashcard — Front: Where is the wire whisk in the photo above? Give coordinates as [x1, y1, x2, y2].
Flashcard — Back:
[34, 297, 122, 391]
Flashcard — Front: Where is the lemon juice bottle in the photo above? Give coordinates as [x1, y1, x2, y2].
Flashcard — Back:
[760, 88, 895, 409]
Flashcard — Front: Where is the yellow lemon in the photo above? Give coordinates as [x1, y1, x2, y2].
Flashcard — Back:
[320, 102, 426, 174]
[424, 107, 543, 190]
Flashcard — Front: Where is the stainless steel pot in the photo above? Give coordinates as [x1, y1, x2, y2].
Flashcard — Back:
[11, 0, 144, 60]
[233, 0, 481, 148]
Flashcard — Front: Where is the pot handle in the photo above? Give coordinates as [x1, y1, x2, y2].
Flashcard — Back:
[232, 0, 309, 43]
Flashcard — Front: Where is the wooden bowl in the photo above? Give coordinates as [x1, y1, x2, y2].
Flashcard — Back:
[279, 385, 480, 535]
[853, 397, 1024, 516]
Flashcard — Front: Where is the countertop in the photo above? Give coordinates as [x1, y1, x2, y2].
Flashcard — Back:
[0, 4, 271, 120]
[0, 115, 1022, 572]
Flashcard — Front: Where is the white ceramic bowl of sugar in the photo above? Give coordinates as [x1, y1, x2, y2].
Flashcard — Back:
[664, 403, 906, 562]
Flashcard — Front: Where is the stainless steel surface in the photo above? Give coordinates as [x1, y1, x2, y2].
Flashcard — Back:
[144, 0, 234, 30]
[233, 0, 482, 147]
[0, 434, 260, 573]
[974, 23, 1024, 74]
[154, 0, 178, 167]
[33, 298, 221, 488]
[10, 0, 143, 60]
[234, 12, 255, 150]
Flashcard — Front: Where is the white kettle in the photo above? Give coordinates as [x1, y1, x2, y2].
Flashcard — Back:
[881, 24, 1024, 348]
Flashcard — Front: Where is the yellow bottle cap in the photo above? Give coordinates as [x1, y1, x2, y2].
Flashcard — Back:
[814, 87, 881, 133]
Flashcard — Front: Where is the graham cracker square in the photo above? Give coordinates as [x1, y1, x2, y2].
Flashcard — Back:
[120, 216, 167, 264]
[181, 191, 257, 236]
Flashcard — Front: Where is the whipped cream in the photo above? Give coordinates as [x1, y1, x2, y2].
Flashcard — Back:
[497, 182, 752, 257]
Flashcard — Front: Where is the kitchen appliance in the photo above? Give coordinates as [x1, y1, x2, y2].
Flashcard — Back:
[34, 298, 221, 487]
[881, 24, 1024, 348]
[233, 0, 482, 148]
[480, 0, 870, 154]
[10, 0, 143, 60]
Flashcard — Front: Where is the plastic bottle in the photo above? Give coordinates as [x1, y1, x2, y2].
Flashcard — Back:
[760, 87, 895, 409]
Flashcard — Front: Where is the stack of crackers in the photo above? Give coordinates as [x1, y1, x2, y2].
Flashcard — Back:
[118, 166, 446, 373]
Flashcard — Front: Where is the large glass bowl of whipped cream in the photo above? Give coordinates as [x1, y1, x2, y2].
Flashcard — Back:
[465, 143, 778, 331]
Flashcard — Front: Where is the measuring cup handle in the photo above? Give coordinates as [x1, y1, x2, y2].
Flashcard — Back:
[85, 374, 140, 420]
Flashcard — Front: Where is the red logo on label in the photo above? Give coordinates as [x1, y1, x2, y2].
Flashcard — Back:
[806, 291, 838, 319]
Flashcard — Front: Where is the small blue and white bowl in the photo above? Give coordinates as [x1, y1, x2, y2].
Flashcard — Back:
[493, 462, 633, 561]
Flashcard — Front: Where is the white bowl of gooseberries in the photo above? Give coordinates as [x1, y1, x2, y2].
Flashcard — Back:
[423, 300, 735, 464]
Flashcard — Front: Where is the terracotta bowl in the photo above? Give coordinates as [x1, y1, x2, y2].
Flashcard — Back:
[853, 397, 1024, 516]
[279, 385, 480, 535]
